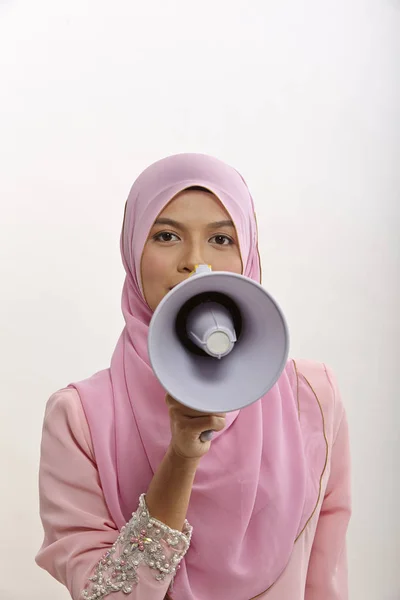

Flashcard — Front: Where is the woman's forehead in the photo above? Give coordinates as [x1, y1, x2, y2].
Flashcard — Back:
[156, 188, 233, 222]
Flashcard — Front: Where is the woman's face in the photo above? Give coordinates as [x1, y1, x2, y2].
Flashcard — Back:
[141, 189, 242, 311]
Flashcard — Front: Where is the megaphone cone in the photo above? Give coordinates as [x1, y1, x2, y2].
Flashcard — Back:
[148, 265, 289, 414]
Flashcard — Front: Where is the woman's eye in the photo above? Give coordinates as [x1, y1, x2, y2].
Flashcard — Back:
[154, 231, 180, 243]
[210, 235, 233, 246]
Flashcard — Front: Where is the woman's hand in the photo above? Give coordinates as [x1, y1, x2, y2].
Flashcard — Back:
[166, 394, 226, 460]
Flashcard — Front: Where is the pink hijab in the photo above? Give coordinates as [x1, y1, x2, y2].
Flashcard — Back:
[70, 154, 320, 599]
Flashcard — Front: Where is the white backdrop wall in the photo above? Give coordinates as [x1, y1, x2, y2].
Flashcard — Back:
[0, 1, 399, 599]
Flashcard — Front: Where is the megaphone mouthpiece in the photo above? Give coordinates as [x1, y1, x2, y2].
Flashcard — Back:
[186, 301, 237, 359]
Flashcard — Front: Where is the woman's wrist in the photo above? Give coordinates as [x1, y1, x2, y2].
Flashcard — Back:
[166, 444, 201, 472]
[145, 444, 200, 532]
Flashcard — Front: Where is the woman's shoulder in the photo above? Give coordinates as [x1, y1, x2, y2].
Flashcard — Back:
[44, 367, 111, 429]
[290, 357, 334, 382]
[42, 386, 94, 459]
[44, 386, 84, 425]
[288, 358, 342, 403]
[287, 358, 345, 442]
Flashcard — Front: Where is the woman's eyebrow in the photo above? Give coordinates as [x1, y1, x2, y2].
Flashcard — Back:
[153, 218, 184, 229]
[153, 218, 235, 229]
[207, 219, 235, 229]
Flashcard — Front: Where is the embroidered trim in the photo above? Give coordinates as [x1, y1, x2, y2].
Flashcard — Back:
[82, 494, 192, 599]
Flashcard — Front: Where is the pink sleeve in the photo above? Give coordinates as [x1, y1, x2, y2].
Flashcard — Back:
[35, 389, 177, 600]
[305, 368, 352, 600]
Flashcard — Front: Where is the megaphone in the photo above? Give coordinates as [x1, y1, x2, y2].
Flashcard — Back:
[148, 265, 289, 415]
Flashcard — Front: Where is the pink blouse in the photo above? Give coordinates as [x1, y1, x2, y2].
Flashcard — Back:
[36, 361, 351, 599]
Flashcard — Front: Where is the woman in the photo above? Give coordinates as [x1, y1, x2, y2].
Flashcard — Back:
[36, 153, 351, 600]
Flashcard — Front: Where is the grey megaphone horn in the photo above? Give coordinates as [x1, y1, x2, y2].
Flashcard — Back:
[148, 265, 289, 439]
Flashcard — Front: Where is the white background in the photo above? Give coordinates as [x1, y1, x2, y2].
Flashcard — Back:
[0, 1, 399, 599]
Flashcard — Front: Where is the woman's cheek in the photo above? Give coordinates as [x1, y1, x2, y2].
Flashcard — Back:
[208, 249, 242, 274]
[142, 246, 174, 282]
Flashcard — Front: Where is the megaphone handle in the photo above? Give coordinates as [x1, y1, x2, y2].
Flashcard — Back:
[200, 430, 214, 443]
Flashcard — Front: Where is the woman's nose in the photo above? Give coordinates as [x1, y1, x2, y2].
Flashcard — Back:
[178, 244, 206, 273]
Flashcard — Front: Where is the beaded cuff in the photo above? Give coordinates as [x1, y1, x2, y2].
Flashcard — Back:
[82, 494, 192, 599]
